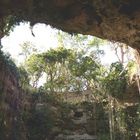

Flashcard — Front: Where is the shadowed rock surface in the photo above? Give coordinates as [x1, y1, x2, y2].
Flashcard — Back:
[0, 0, 140, 50]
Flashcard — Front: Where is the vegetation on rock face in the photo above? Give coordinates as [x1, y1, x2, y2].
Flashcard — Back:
[0, 49, 19, 79]
[103, 62, 128, 99]
[23, 107, 54, 140]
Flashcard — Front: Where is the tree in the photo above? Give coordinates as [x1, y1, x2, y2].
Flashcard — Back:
[25, 54, 44, 88]
[18, 66, 30, 89]
[42, 47, 74, 92]
[19, 41, 37, 60]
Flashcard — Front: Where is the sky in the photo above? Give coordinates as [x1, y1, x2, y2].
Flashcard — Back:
[1, 22, 119, 65]
[1, 23, 59, 62]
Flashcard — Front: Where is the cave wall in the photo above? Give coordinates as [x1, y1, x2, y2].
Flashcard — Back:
[0, 0, 140, 49]
[0, 56, 26, 140]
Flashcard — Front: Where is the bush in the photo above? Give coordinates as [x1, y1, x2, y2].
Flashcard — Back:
[23, 107, 54, 140]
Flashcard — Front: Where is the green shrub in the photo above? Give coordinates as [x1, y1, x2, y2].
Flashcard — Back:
[23, 107, 54, 140]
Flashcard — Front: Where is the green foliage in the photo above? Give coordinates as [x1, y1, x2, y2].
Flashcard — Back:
[69, 55, 100, 79]
[26, 54, 44, 74]
[103, 62, 128, 99]
[57, 31, 106, 50]
[0, 50, 19, 79]
[98, 134, 110, 140]
[23, 107, 54, 140]
[119, 105, 140, 139]
[18, 66, 30, 89]
[43, 47, 72, 64]
[25, 54, 44, 87]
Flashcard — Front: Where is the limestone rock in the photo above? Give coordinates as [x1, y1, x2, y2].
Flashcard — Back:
[0, 0, 139, 49]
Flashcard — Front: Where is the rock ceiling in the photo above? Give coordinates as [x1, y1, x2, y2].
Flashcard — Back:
[0, 0, 140, 50]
